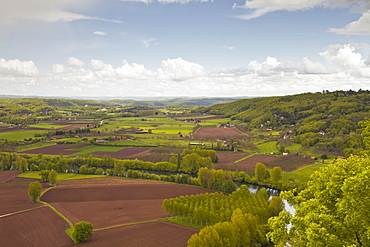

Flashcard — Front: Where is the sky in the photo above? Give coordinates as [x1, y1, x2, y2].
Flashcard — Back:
[0, 0, 369, 98]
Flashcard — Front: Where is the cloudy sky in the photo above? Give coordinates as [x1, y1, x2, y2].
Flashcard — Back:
[0, 0, 370, 98]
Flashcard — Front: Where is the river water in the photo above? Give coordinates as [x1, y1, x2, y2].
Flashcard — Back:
[247, 184, 295, 216]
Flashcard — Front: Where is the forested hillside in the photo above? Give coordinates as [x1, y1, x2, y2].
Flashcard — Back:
[0, 98, 155, 125]
[199, 90, 370, 156]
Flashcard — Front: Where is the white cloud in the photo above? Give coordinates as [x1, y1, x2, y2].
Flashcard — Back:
[234, 0, 368, 12]
[248, 56, 280, 72]
[121, 0, 213, 3]
[157, 0, 212, 3]
[320, 43, 370, 76]
[120, 0, 152, 3]
[299, 57, 329, 74]
[0, 58, 39, 76]
[329, 10, 370, 35]
[52, 64, 66, 74]
[234, 0, 370, 35]
[68, 57, 85, 67]
[219, 46, 235, 51]
[0, 43, 369, 97]
[159, 57, 205, 80]
[116, 60, 154, 79]
[93, 31, 106, 36]
[0, 0, 120, 26]
[143, 38, 158, 48]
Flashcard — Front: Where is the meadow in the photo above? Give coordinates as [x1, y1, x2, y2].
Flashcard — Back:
[18, 171, 108, 180]
[0, 129, 48, 140]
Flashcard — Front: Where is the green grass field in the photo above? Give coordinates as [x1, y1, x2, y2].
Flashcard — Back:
[14, 142, 55, 152]
[284, 143, 302, 153]
[28, 123, 69, 129]
[256, 141, 278, 154]
[282, 163, 327, 183]
[0, 130, 48, 140]
[19, 171, 108, 180]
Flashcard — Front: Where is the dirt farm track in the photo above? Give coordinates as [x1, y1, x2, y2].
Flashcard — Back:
[0, 172, 214, 247]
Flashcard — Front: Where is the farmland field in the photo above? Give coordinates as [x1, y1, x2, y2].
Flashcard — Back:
[0, 173, 50, 216]
[67, 221, 198, 247]
[215, 152, 251, 166]
[92, 147, 152, 159]
[19, 171, 108, 181]
[19, 144, 79, 155]
[42, 181, 215, 229]
[0, 171, 21, 183]
[215, 154, 279, 172]
[194, 127, 247, 139]
[282, 163, 327, 182]
[0, 207, 73, 247]
[68, 145, 126, 156]
[1, 173, 215, 247]
[28, 123, 69, 129]
[0, 129, 48, 140]
[256, 141, 278, 154]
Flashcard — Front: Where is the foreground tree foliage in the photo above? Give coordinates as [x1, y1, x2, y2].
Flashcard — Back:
[188, 209, 265, 247]
[163, 185, 282, 238]
[72, 221, 94, 243]
[48, 169, 57, 185]
[268, 155, 370, 246]
[28, 181, 42, 203]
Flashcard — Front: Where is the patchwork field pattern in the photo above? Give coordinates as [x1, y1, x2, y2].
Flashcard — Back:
[42, 181, 214, 229]
[0, 173, 214, 247]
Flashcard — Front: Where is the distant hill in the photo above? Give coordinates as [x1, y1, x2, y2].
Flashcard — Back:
[0, 95, 249, 107]
[107, 97, 250, 107]
[199, 90, 370, 127]
[199, 90, 370, 156]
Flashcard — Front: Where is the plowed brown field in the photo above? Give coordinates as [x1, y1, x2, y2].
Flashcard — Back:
[0, 171, 21, 183]
[194, 127, 246, 139]
[0, 207, 73, 247]
[92, 147, 151, 159]
[216, 152, 250, 165]
[236, 154, 278, 168]
[0, 172, 50, 215]
[65, 221, 198, 247]
[42, 180, 214, 229]
[214, 154, 279, 173]
[1, 174, 214, 247]
[19, 144, 78, 155]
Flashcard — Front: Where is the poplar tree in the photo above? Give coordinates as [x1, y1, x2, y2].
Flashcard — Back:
[254, 162, 266, 182]
[28, 181, 42, 203]
[48, 169, 57, 186]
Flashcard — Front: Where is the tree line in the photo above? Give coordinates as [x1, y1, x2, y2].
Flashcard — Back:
[162, 185, 284, 246]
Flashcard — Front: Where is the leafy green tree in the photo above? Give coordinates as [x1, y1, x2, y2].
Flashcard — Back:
[182, 153, 213, 174]
[56, 159, 68, 172]
[113, 162, 125, 176]
[270, 166, 283, 183]
[15, 156, 28, 172]
[95, 168, 104, 175]
[72, 221, 94, 243]
[48, 169, 57, 185]
[1, 153, 12, 170]
[268, 196, 284, 217]
[79, 165, 88, 175]
[268, 155, 370, 246]
[28, 181, 42, 203]
[106, 169, 113, 176]
[222, 179, 238, 194]
[39, 170, 50, 182]
[254, 162, 266, 182]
